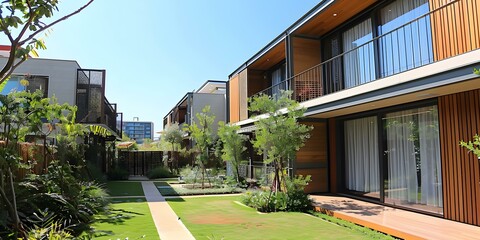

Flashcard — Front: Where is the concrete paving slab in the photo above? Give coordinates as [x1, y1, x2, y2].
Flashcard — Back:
[141, 181, 195, 240]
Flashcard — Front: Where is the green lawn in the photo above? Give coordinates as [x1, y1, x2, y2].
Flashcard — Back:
[93, 198, 159, 239]
[106, 181, 145, 196]
[168, 196, 391, 240]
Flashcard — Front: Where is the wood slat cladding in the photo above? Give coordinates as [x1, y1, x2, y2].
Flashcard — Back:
[247, 69, 269, 97]
[249, 41, 286, 71]
[429, 0, 480, 61]
[438, 89, 480, 226]
[292, 37, 322, 75]
[294, 0, 377, 37]
[228, 75, 240, 123]
[329, 118, 338, 193]
[295, 121, 328, 193]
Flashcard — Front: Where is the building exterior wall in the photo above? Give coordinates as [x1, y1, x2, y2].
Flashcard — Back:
[0, 58, 79, 105]
[295, 121, 328, 193]
[123, 121, 154, 143]
[438, 88, 480, 225]
[191, 93, 226, 134]
[227, 0, 480, 226]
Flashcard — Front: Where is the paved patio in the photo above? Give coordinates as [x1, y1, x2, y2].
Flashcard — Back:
[311, 195, 480, 240]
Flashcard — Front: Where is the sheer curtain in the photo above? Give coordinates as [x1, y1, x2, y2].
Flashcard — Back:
[418, 106, 442, 207]
[271, 63, 286, 97]
[344, 116, 379, 196]
[385, 109, 418, 203]
[343, 19, 375, 88]
[385, 106, 442, 211]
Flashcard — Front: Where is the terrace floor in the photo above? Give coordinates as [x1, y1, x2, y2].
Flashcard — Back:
[311, 195, 480, 240]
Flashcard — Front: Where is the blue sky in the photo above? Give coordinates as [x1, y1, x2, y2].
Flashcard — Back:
[38, 0, 320, 137]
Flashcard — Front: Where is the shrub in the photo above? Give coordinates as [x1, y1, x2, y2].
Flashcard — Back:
[14, 161, 110, 237]
[285, 175, 313, 212]
[107, 168, 129, 180]
[241, 175, 312, 212]
[147, 166, 175, 179]
[179, 166, 199, 183]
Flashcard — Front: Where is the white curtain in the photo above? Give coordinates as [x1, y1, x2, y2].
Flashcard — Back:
[385, 109, 418, 203]
[272, 65, 286, 96]
[344, 116, 379, 194]
[343, 19, 375, 88]
[385, 106, 442, 208]
[418, 106, 442, 207]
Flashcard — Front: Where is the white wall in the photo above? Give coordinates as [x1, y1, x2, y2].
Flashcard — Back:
[191, 93, 226, 134]
[0, 57, 80, 105]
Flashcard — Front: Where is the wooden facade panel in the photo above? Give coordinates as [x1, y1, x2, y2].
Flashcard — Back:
[292, 37, 322, 75]
[329, 118, 338, 193]
[439, 89, 480, 226]
[229, 75, 240, 123]
[239, 69, 248, 121]
[296, 168, 329, 193]
[247, 69, 269, 98]
[295, 121, 328, 193]
[429, 0, 480, 61]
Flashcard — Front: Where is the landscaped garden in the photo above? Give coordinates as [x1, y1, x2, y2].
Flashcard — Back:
[167, 195, 393, 240]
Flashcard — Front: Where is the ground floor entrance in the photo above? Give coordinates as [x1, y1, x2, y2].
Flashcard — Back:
[300, 88, 480, 226]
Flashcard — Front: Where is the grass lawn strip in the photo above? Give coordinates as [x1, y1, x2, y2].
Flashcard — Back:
[93, 199, 160, 239]
[168, 195, 392, 240]
[106, 181, 144, 196]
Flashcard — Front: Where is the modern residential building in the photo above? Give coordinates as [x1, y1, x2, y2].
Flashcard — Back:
[123, 119, 154, 144]
[0, 53, 122, 172]
[227, 0, 480, 227]
[163, 80, 226, 148]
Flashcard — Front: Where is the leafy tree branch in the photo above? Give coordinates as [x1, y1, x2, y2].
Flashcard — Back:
[0, 0, 95, 84]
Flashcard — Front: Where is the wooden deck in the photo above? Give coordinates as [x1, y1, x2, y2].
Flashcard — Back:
[310, 195, 480, 240]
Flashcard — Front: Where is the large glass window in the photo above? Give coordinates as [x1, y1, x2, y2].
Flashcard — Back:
[378, 0, 433, 77]
[383, 105, 442, 214]
[343, 19, 376, 88]
[1, 75, 48, 97]
[344, 116, 380, 199]
[270, 63, 287, 97]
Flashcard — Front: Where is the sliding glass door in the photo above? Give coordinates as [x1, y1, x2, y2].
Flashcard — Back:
[384, 106, 442, 214]
[344, 116, 380, 199]
[342, 104, 443, 214]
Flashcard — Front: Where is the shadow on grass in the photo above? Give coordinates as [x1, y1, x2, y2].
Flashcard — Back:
[165, 197, 186, 203]
[313, 199, 389, 216]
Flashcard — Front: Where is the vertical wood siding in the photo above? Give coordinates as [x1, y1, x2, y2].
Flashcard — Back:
[429, 0, 480, 61]
[438, 89, 480, 226]
[295, 121, 329, 193]
[228, 75, 240, 123]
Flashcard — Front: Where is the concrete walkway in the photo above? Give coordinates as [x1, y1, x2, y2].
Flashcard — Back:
[141, 181, 195, 240]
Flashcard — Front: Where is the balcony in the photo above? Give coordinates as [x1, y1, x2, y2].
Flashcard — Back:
[76, 69, 121, 139]
[254, 0, 479, 103]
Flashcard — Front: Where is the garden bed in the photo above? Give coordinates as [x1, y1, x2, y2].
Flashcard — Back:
[157, 185, 244, 196]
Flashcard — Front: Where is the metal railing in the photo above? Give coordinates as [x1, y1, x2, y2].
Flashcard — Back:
[104, 97, 121, 136]
[254, 0, 478, 103]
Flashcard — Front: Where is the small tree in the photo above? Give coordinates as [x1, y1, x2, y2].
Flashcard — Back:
[249, 91, 312, 192]
[187, 105, 216, 188]
[162, 122, 184, 173]
[0, 0, 95, 84]
[217, 121, 247, 184]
